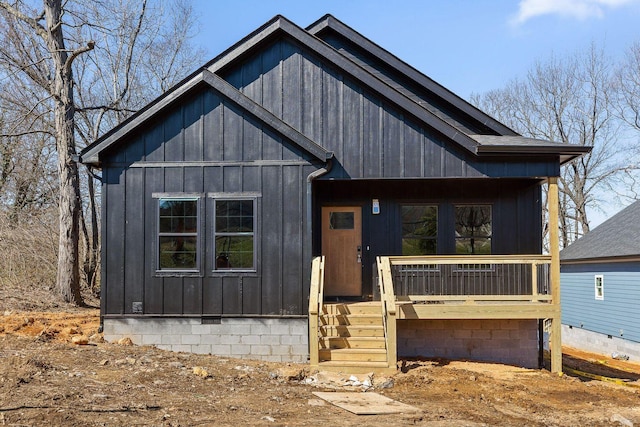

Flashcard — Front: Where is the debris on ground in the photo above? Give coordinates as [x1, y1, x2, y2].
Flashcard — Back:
[1, 310, 640, 426]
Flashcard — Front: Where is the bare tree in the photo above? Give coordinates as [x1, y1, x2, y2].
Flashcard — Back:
[617, 42, 640, 132]
[0, 0, 203, 304]
[0, 0, 94, 305]
[472, 44, 639, 248]
[72, 0, 203, 295]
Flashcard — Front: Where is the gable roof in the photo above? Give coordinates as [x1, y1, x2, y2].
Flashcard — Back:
[80, 69, 332, 165]
[81, 14, 590, 167]
[205, 14, 482, 154]
[306, 14, 517, 137]
[560, 200, 640, 263]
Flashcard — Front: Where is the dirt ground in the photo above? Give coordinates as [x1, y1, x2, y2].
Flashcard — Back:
[1, 305, 640, 426]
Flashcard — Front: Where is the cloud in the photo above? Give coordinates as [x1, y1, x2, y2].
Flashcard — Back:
[510, 0, 636, 26]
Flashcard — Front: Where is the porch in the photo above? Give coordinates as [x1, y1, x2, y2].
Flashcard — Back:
[309, 254, 562, 374]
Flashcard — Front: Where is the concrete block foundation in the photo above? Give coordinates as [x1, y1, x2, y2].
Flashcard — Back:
[562, 324, 640, 362]
[397, 319, 540, 368]
[103, 317, 308, 362]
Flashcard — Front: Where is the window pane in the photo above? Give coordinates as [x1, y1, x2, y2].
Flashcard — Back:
[455, 206, 491, 237]
[216, 236, 254, 269]
[455, 238, 491, 255]
[159, 199, 197, 233]
[159, 236, 197, 269]
[329, 212, 354, 229]
[455, 205, 491, 254]
[402, 238, 437, 255]
[401, 205, 437, 255]
[216, 200, 254, 233]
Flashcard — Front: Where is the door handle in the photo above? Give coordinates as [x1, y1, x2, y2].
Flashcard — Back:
[357, 246, 362, 263]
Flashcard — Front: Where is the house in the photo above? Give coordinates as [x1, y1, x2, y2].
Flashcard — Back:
[80, 14, 590, 372]
[560, 200, 640, 361]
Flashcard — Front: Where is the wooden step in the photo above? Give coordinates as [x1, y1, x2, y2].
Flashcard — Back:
[319, 348, 388, 362]
[323, 302, 382, 315]
[320, 325, 384, 337]
[319, 336, 386, 350]
[320, 314, 383, 326]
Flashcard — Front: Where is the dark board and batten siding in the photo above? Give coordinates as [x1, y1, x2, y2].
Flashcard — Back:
[101, 87, 320, 317]
[561, 263, 640, 344]
[220, 38, 559, 180]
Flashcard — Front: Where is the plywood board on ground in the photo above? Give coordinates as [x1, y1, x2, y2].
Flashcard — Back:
[312, 392, 419, 415]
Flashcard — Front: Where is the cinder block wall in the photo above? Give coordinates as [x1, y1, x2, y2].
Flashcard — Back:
[397, 319, 539, 368]
[103, 318, 309, 362]
[562, 325, 640, 362]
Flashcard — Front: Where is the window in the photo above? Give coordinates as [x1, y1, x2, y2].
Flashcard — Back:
[455, 205, 492, 255]
[595, 275, 604, 300]
[401, 205, 437, 255]
[158, 198, 199, 271]
[214, 198, 256, 271]
[329, 212, 354, 229]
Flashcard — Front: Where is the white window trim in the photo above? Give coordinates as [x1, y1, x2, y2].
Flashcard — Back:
[594, 274, 604, 300]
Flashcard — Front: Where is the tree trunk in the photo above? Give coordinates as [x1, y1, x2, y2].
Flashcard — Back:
[45, 0, 83, 305]
[81, 167, 99, 296]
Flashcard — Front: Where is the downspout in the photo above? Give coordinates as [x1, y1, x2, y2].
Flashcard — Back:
[306, 156, 333, 263]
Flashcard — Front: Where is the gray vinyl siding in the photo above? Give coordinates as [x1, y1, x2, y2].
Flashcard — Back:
[561, 263, 640, 344]
[101, 88, 319, 317]
[220, 38, 558, 180]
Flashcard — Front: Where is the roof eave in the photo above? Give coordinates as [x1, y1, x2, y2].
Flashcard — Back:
[476, 144, 592, 165]
[561, 254, 640, 264]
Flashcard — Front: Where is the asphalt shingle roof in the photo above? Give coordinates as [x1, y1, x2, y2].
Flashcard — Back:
[560, 200, 640, 261]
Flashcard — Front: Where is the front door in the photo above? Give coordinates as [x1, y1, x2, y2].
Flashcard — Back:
[321, 206, 362, 297]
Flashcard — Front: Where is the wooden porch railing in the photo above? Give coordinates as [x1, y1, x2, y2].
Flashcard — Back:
[377, 256, 397, 370]
[384, 255, 552, 302]
[376, 254, 562, 374]
[308, 256, 325, 367]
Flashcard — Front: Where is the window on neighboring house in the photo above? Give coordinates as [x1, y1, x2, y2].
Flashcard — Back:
[158, 197, 199, 271]
[595, 275, 604, 300]
[455, 205, 492, 255]
[401, 205, 438, 255]
[214, 198, 256, 271]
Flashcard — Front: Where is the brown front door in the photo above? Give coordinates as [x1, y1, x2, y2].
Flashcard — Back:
[321, 206, 362, 297]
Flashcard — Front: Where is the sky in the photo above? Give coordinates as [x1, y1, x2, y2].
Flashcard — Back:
[190, 0, 640, 99]
[189, 0, 640, 224]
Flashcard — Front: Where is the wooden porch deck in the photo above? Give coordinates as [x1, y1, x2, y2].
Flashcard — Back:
[309, 254, 562, 374]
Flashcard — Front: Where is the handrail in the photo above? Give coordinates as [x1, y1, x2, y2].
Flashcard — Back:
[308, 256, 325, 367]
[386, 254, 552, 301]
[386, 255, 551, 265]
[377, 256, 397, 369]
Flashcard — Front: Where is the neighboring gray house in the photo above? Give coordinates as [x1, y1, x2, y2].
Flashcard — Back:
[560, 200, 640, 361]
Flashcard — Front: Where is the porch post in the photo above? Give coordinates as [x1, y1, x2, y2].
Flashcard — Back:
[548, 177, 562, 374]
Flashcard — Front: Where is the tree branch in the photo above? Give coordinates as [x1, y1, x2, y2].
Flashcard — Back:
[64, 40, 94, 74]
[0, 2, 47, 39]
